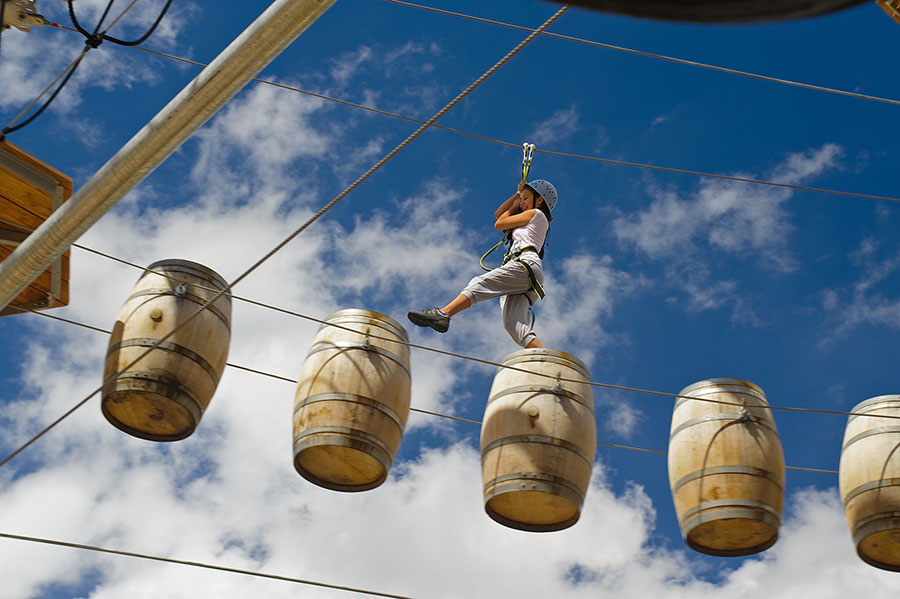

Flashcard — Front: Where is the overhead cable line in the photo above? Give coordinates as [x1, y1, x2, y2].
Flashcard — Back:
[0, 209, 892, 430]
[0, 532, 413, 599]
[382, 0, 900, 108]
[1, 0, 166, 139]
[10, 303, 839, 475]
[46, 25, 900, 205]
[57, 240, 900, 426]
[0, 6, 569, 470]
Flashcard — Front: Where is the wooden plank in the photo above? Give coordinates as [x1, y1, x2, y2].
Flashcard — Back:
[0, 141, 73, 317]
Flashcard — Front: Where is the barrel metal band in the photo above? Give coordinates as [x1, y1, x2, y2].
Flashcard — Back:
[294, 393, 405, 431]
[293, 426, 394, 470]
[679, 498, 780, 527]
[502, 355, 590, 379]
[108, 338, 220, 384]
[323, 316, 409, 342]
[487, 384, 593, 411]
[306, 341, 410, 377]
[852, 511, 900, 547]
[674, 389, 766, 410]
[102, 370, 203, 423]
[847, 396, 900, 422]
[481, 434, 593, 466]
[842, 478, 900, 506]
[842, 426, 900, 451]
[484, 472, 584, 509]
[127, 287, 231, 329]
[669, 412, 775, 440]
[145, 262, 230, 292]
[672, 465, 784, 495]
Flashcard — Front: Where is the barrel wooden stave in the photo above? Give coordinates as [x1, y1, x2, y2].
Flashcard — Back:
[481, 349, 596, 532]
[102, 259, 231, 441]
[840, 395, 900, 571]
[293, 309, 410, 492]
[668, 378, 784, 556]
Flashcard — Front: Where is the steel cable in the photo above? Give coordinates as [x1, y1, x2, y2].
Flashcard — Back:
[0, 6, 569, 469]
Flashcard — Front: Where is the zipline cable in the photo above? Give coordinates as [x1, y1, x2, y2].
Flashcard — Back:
[45, 24, 900, 205]
[0, 6, 570, 470]
[0, 532, 413, 599]
[0, 213, 893, 429]
[8, 303, 840, 474]
[381, 0, 900, 108]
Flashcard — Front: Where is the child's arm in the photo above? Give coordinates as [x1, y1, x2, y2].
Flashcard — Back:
[493, 181, 528, 218]
[495, 209, 536, 231]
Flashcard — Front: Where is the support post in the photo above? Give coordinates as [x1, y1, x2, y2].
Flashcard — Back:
[0, 0, 337, 311]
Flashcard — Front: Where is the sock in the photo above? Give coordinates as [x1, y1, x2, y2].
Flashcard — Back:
[437, 308, 448, 317]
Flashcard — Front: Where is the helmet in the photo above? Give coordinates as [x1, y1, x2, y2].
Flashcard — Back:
[526, 179, 557, 211]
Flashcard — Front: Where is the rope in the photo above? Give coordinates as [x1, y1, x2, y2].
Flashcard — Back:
[0, 532, 413, 599]
[0, 6, 569, 469]
[6, 302, 842, 475]
[45, 24, 900, 205]
[382, 0, 900, 108]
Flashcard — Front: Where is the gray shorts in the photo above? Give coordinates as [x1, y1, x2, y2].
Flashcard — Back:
[460, 259, 544, 347]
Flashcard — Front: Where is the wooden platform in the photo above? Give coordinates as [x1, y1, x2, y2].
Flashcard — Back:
[879, 0, 900, 25]
[0, 140, 73, 317]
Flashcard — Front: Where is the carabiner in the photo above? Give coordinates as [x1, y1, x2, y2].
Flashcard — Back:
[521, 142, 535, 180]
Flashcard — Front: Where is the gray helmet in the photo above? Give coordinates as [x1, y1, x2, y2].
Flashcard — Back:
[526, 179, 558, 211]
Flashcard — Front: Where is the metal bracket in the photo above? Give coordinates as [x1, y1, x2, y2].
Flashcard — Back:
[1, 0, 49, 32]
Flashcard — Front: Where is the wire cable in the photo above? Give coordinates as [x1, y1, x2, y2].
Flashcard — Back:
[0, 532, 413, 599]
[382, 0, 900, 108]
[45, 24, 900, 205]
[0, 211, 893, 430]
[11, 303, 839, 474]
[0, 6, 569, 470]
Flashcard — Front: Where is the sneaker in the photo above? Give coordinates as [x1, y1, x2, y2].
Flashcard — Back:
[407, 307, 450, 333]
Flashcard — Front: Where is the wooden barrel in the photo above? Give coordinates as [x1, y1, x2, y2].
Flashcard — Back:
[668, 378, 784, 556]
[481, 349, 596, 532]
[293, 309, 410, 492]
[102, 259, 231, 441]
[840, 395, 900, 571]
[547, 0, 866, 23]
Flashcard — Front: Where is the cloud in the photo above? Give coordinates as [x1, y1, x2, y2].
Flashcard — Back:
[611, 144, 843, 323]
[820, 238, 900, 341]
[529, 105, 580, 147]
[0, 0, 193, 129]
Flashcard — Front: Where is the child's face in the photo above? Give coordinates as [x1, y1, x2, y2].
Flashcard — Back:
[519, 188, 536, 211]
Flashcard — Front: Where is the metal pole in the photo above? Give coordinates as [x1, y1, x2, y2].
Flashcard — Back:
[0, 0, 337, 311]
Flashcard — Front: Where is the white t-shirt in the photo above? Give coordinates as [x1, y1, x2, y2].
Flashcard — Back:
[509, 210, 548, 264]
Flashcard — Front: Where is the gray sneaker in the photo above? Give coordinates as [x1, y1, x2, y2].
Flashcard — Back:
[407, 307, 450, 333]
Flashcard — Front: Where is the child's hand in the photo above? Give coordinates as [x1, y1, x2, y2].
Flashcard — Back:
[517, 180, 527, 193]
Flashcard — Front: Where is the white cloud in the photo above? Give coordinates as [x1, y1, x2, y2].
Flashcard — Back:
[821, 239, 900, 341]
[529, 105, 580, 147]
[611, 144, 843, 322]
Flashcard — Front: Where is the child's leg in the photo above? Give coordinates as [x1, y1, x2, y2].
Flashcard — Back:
[500, 293, 543, 348]
[441, 294, 471, 317]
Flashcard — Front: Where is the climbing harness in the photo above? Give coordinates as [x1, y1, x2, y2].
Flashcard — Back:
[501, 245, 546, 302]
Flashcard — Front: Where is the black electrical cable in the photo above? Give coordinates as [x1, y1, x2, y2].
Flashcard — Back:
[68, 0, 174, 48]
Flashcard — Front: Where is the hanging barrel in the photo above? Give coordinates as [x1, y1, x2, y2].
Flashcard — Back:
[102, 259, 231, 441]
[293, 309, 410, 492]
[668, 378, 785, 556]
[481, 349, 596, 532]
[840, 395, 900, 572]
[542, 0, 866, 23]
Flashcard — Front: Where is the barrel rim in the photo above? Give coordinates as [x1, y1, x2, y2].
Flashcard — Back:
[853, 516, 900, 572]
[678, 378, 766, 400]
[848, 395, 900, 416]
[145, 259, 230, 291]
[101, 375, 202, 442]
[323, 309, 409, 341]
[499, 348, 589, 376]
[292, 431, 392, 492]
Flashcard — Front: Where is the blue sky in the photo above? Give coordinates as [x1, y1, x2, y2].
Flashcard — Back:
[2, 0, 900, 596]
